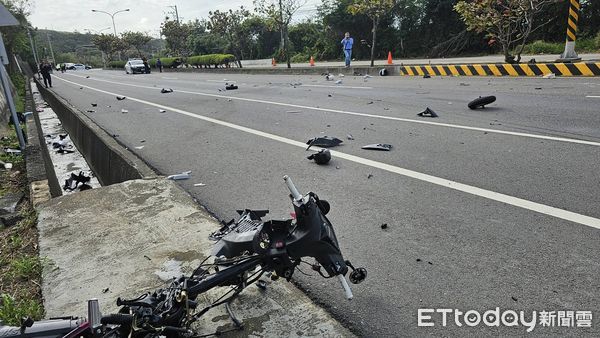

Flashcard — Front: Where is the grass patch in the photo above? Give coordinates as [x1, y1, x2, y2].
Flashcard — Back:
[0, 294, 44, 326]
[9, 72, 26, 114]
[0, 129, 44, 325]
[520, 38, 600, 55]
[9, 256, 42, 279]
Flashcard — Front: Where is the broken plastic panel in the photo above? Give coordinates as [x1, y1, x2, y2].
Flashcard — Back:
[306, 136, 343, 150]
[417, 107, 438, 118]
[362, 144, 392, 151]
[167, 171, 192, 180]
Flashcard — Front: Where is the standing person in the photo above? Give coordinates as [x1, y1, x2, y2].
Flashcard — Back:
[142, 57, 150, 74]
[341, 32, 354, 68]
[40, 60, 53, 88]
[156, 58, 163, 73]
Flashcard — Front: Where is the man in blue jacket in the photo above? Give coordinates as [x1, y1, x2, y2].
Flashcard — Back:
[341, 32, 353, 67]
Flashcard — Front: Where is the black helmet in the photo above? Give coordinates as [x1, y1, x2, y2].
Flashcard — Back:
[307, 149, 331, 165]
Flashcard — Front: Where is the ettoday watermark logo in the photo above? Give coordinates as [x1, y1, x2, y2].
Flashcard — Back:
[418, 308, 593, 332]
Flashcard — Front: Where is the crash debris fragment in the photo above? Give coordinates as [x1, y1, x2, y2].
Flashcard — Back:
[116, 96, 126, 100]
[307, 149, 331, 165]
[161, 88, 174, 93]
[63, 171, 92, 191]
[167, 171, 192, 180]
[362, 144, 392, 151]
[306, 136, 343, 150]
[417, 107, 438, 118]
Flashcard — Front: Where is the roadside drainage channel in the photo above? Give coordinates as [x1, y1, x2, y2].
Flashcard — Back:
[32, 81, 100, 194]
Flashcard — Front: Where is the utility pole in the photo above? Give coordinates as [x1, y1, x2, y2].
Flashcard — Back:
[46, 30, 56, 64]
[27, 27, 39, 67]
[168, 5, 180, 24]
[558, 0, 581, 62]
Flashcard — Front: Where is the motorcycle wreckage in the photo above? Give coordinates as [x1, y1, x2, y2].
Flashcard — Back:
[0, 176, 367, 337]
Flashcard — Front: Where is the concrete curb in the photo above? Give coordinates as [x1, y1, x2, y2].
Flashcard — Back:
[398, 62, 600, 77]
[35, 79, 157, 186]
[107, 61, 600, 77]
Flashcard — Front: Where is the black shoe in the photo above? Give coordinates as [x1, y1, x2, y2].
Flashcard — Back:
[45, 85, 48, 88]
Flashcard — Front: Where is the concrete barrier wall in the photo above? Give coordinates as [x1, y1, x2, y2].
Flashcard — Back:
[35, 79, 156, 186]
[107, 65, 399, 76]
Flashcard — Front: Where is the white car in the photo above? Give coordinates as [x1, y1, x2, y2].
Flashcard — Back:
[125, 59, 149, 74]
[70, 64, 86, 70]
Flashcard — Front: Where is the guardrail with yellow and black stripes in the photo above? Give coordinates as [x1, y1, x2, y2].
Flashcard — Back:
[398, 62, 600, 77]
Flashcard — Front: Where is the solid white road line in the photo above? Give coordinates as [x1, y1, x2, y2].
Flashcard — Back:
[300, 84, 373, 89]
[586, 95, 600, 98]
[53, 76, 600, 230]
[61, 73, 600, 147]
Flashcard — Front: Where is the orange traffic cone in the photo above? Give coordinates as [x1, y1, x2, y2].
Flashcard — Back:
[272, 58, 276, 67]
[309, 56, 315, 66]
[387, 51, 393, 65]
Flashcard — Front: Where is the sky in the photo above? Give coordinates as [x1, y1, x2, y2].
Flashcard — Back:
[29, 0, 323, 37]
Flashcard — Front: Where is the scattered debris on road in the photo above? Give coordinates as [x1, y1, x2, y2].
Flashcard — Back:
[91, 103, 97, 107]
[194, 183, 206, 187]
[286, 110, 301, 114]
[134, 146, 144, 150]
[225, 84, 238, 90]
[468, 96, 496, 109]
[161, 88, 174, 93]
[63, 171, 92, 191]
[379, 69, 388, 76]
[423, 74, 431, 79]
[367, 173, 373, 179]
[325, 74, 334, 81]
[362, 143, 392, 151]
[307, 149, 331, 165]
[346, 134, 354, 140]
[417, 107, 438, 118]
[306, 136, 343, 150]
[116, 96, 126, 100]
[86, 110, 95, 113]
[459, 83, 470, 86]
[543, 73, 556, 79]
[159, 109, 166, 113]
[121, 109, 128, 114]
[167, 171, 192, 180]
[380, 223, 388, 229]
[335, 80, 343, 84]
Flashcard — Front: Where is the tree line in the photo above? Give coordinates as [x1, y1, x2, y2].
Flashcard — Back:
[2, 0, 599, 70]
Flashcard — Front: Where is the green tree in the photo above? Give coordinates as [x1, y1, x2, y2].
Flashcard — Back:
[0, 0, 33, 72]
[160, 19, 194, 56]
[91, 34, 125, 62]
[455, 0, 559, 63]
[347, 0, 396, 67]
[207, 7, 251, 67]
[254, 0, 306, 68]
[121, 31, 152, 58]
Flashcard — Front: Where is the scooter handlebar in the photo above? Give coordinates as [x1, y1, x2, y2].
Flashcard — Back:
[337, 274, 354, 300]
[283, 175, 303, 201]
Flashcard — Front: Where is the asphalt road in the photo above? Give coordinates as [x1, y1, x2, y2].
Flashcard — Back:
[46, 69, 600, 337]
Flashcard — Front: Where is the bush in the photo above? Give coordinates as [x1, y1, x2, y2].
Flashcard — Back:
[290, 53, 310, 64]
[187, 54, 236, 68]
[108, 61, 126, 69]
[596, 32, 600, 49]
[521, 40, 563, 55]
[148, 57, 184, 68]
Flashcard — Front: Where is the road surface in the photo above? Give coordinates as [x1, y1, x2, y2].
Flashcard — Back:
[46, 69, 600, 337]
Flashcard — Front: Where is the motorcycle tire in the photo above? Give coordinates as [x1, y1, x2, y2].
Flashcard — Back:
[468, 96, 496, 109]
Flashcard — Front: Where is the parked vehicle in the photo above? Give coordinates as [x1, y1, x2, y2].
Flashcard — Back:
[125, 59, 148, 74]
[0, 176, 366, 337]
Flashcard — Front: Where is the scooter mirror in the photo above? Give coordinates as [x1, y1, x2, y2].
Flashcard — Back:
[317, 200, 330, 215]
